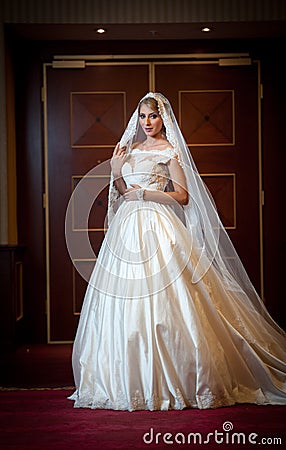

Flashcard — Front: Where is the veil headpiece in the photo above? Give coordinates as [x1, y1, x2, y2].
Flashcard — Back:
[119, 92, 179, 151]
[107, 92, 285, 331]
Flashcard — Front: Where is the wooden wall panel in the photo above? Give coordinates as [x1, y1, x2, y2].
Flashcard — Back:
[10, 38, 286, 344]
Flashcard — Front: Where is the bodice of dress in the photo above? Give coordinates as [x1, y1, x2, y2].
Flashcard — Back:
[121, 148, 177, 192]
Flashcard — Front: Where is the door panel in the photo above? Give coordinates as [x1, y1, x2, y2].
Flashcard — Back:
[45, 63, 150, 342]
[154, 62, 260, 292]
[45, 60, 261, 342]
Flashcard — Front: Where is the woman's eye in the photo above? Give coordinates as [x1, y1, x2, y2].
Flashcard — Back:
[139, 113, 158, 119]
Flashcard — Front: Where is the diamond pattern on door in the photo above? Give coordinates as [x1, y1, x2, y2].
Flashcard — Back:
[70, 92, 126, 147]
[72, 175, 109, 231]
[179, 90, 234, 146]
[202, 174, 236, 229]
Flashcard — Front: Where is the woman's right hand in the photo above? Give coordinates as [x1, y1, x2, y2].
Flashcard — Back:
[110, 142, 126, 177]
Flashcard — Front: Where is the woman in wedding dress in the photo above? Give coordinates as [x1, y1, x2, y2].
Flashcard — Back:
[69, 92, 286, 411]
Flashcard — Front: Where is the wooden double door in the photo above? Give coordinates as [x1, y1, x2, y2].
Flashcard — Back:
[44, 59, 261, 342]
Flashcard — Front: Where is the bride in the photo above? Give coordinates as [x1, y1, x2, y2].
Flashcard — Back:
[68, 92, 286, 410]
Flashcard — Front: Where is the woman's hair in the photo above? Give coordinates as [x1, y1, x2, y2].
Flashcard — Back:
[138, 97, 166, 137]
[139, 97, 159, 113]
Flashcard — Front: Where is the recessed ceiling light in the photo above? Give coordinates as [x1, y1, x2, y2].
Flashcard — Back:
[96, 28, 106, 34]
[201, 27, 212, 32]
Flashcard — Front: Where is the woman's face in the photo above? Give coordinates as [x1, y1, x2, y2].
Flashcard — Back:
[139, 104, 163, 138]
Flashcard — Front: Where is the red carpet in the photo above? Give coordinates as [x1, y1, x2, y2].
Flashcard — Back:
[1, 389, 285, 449]
[0, 345, 285, 449]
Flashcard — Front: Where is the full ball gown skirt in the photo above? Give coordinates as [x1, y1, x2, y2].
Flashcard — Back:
[69, 149, 286, 410]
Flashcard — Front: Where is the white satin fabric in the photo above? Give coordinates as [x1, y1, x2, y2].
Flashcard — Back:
[69, 149, 286, 410]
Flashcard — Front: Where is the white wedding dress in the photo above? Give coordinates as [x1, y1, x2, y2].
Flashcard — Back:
[69, 148, 286, 410]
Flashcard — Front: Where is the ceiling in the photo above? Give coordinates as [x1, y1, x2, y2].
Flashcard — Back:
[6, 20, 286, 41]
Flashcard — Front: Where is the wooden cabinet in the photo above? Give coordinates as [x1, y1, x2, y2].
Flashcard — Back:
[0, 245, 25, 351]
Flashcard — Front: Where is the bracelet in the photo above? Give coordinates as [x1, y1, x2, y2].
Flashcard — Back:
[136, 188, 145, 201]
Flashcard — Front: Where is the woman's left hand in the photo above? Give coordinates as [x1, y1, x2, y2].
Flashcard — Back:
[123, 184, 142, 201]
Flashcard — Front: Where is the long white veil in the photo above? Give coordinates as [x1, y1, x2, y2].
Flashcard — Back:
[108, 92, 285, 335]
